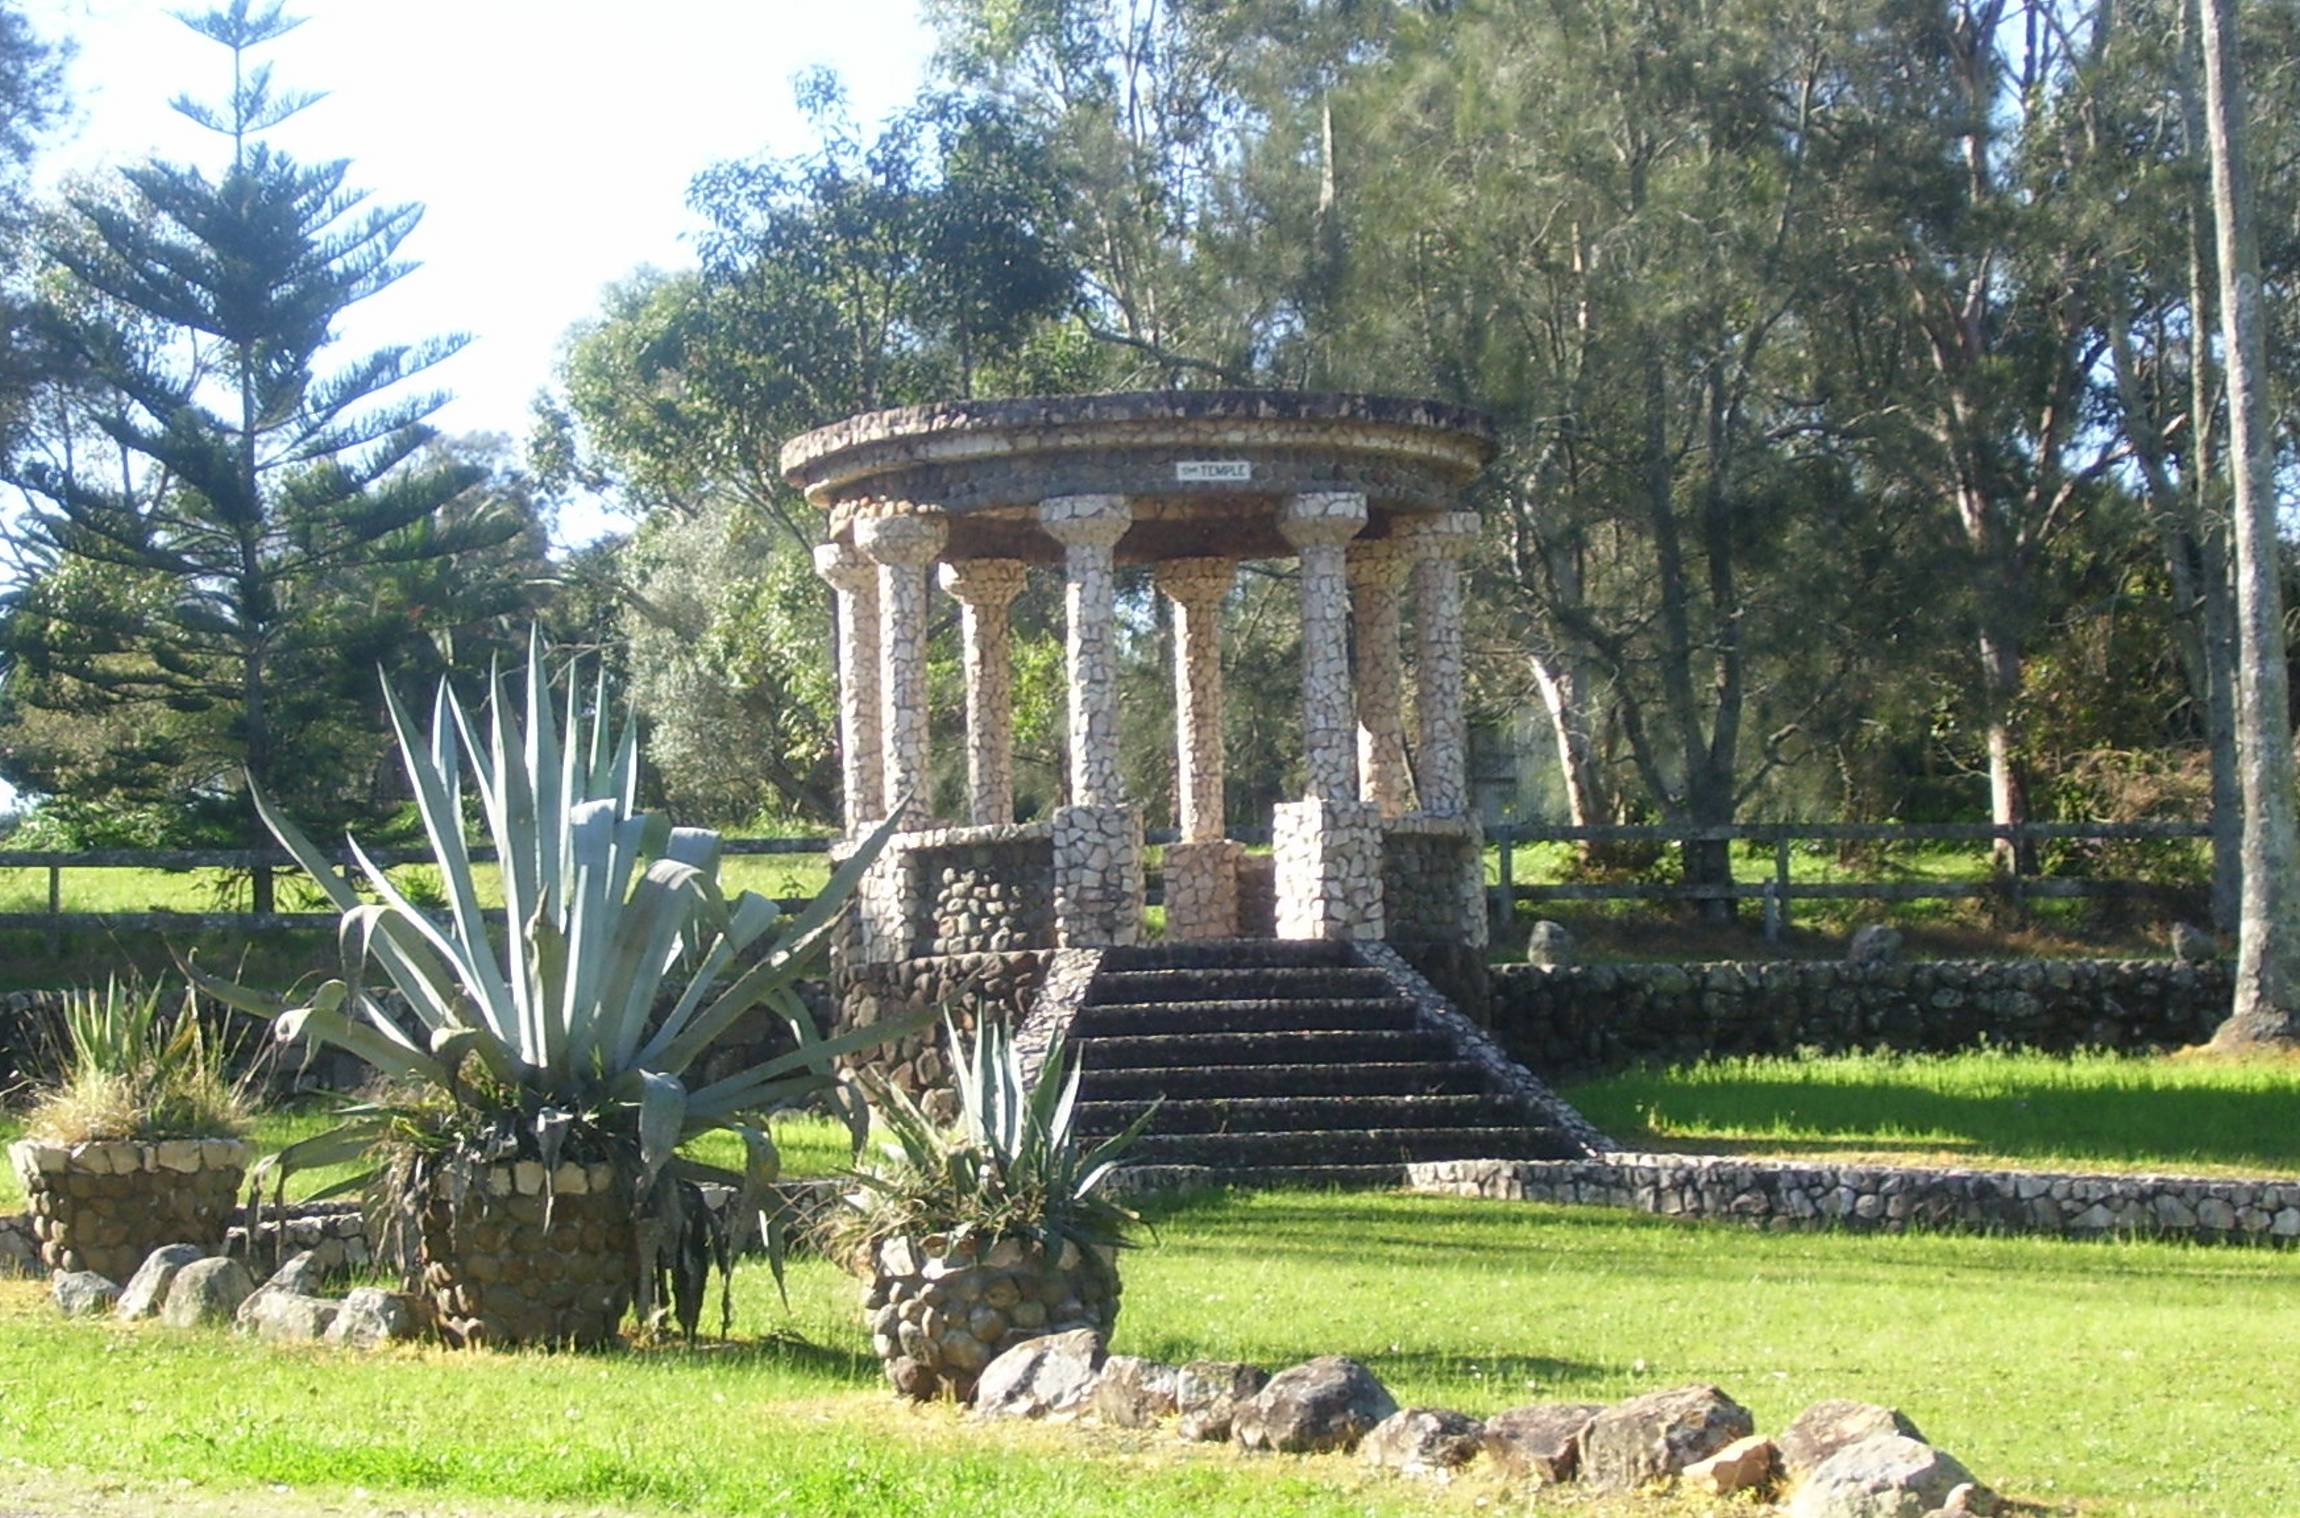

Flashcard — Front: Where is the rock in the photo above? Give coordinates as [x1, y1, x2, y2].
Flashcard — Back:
[1580, 1384, 1756, 1492]
[1684, 1433, 1778, 1496]
[1361, 1407, 1484, 1477]
[52, 1270, 120, 1317]
[322, 1287, 421, 1348]
[1779, 1399, 1928, 1483]
[261, 1250, 327, 1296]
[160, 1257, 256, 1328]
[1092, 1354, 1180, 1427]
[1176, 1359, 1268, 1442]
[1233, 1355, 1398, 1455]
[973, 1328, 1107, 1420]
[238, 1290, 340, 1343]
[116, 1244, 206, 1321]
[1848, 925, 1903, 966]
[1788, 1434, 1988, 1518]
[1526, 920, 1575, 968]
[2172, 921, 2217, 964]
[1483, 1401, 1605, 1484]
[1918, 1482, 1988, 1517]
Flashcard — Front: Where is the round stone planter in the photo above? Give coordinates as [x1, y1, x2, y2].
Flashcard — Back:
[7, 1137, 251, 1282]
[417, 1158, 635, 1349]
[862, 1232, 1120, 1401]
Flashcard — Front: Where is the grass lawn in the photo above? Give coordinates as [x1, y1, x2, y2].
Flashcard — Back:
[1566, 1048, 2300, 1177]
[0, 1188, 2289, 1516]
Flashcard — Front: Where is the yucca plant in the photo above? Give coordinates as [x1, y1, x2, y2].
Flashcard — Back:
[192, 634, 910, 1344]
[833, 1016, 1151, 1263]
[25, 976, 250, 1144]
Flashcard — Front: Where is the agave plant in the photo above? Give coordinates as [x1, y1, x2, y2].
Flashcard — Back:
[193, 634, 908, 1333]
[832, 1016, 1154, 1264]
[26, 976, 249, 1144]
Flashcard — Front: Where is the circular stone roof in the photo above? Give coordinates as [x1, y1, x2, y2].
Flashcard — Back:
[782, 390, 1497, 564]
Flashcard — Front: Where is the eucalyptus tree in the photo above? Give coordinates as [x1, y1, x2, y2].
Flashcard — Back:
[2, 2, 516, 889]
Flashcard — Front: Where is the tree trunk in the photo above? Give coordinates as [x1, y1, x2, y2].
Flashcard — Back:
[1529, 650, 1609, 829]
[2199, 0, 2300, 1046]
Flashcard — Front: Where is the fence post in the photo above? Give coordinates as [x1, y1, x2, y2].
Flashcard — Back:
[1764, 836, 1791, 944]
[44, 864, 59, 957]
[1493, 829, 1516, 941]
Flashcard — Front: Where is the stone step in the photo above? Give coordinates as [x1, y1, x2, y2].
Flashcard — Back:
[1073, 1027, 1459, 1069]
[1100, 939, 1357, 971]
[1077, 1094, 1524, 1135]
[1126, 1126, 1578, 1168]
[1069, 997, 1419, 1037]
[1082, 1060, 1492, 1100]
[1084, 967, 1397, 1005]
[1115, 1163, 1415, 1193]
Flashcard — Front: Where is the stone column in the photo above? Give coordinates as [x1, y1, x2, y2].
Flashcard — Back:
[1275, 492, 1382, 942]
[1039, 495, 1131, 807]
[812, 541, 883, 833]
[1279, 493, 1368, 803]
[853, 507, 948, 830]
[1348, 538, 1415, 820]
[937, 558, 1028, 827]
[1040, 495, 1141, 947]
[1404, 511, 1481, 817]
[1156, 557, 1240, 940]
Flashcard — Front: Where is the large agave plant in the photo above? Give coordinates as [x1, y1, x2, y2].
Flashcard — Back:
[833, 1017, 1154, 1264]
[195, 635, 907, 1326]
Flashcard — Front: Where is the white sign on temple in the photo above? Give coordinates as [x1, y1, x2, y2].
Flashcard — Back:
[1175, 460, 1253, 482]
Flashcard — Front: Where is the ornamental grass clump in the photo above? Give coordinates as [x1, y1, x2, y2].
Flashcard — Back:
[193, 634, 908, 1347]
[833, 1018, 1154, 1398]
[23, 978, 250, 1144]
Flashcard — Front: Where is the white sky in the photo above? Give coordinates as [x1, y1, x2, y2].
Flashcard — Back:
[21, 0, 936, 545]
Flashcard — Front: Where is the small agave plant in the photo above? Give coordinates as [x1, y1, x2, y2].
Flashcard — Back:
[833, 1017, 1153, 1399]
[195, 635, 908, 1347]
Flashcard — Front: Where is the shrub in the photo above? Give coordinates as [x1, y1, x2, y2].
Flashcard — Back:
[23, 978, 250, 1143]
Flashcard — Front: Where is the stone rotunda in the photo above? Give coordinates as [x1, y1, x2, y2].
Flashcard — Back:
[783, 391, 1597, 1176]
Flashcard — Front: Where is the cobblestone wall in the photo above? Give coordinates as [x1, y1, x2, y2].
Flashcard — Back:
[1491, 958, 2233, 1077]
[831, 951, 1053, 1121]
[910, 834, 1056, 956]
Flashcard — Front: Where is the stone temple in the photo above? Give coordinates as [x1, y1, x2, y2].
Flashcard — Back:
[784, 391, 1597, 1178]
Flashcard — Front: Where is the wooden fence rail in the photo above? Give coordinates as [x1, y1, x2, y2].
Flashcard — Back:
[0, 819, 2210, 953]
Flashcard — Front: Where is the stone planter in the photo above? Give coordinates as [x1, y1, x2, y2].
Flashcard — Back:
[862, 1232, 1120, 1401]
[8, 1138, 251, 1282]
[417, 1159, 634, 1349]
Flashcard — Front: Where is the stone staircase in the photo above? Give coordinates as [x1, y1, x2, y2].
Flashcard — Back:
[1063, 939, 1591, 1187]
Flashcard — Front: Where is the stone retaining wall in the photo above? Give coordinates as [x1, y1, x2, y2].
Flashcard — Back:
[905, 826, 1057, 957]
[832, 950, 1052, 1120]
[1490, 958, 2233, 1077]
[1408, 1153, 2300, 1245]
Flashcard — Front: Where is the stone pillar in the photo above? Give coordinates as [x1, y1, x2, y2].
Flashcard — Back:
[853, 507, 948, 830]
[1276, 492, 1380, 941]
[1040, 495, 1139, 947]
[1403, 511, 1481, 817]
[1156, 557, 1240, 940]
[812, 541, 883, 833]
[1278, 493, 1368, 804]
[1348, 538, 1415, 820]
[937, 558, 1028, 827]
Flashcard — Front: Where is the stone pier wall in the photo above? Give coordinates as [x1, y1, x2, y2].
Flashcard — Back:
[1490, 958, 2233, 1078]
[831, 950, 1053, 1121]
[908, 830, 1057, 957]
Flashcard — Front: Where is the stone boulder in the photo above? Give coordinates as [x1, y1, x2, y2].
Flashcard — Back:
[116, 1244, 205, 1321]
[1580, 1384, 1756, 1492]
[160, 1257, 255, 1328]
[1092, 1355, 1180, 1427]
[973, 1328, 1107, 1420]
[2171, 921, 2217, 964]
[1360, 1407, 1484, 1477]
[1848, 925, 1903, 966]
[1176, 1359, 1268, 1442]
[238, 1290, 340, 1344]
[1233, 1356, 1398, 1455]
[323, 1288, 421, 1348]
[1779, 1399, 1927, 1483]
[1788, 1434, 1988, 1518]
[260, 1250, 327, 1296]
[1684, 1434, 1778, 1496]
[1526, 920, 1575, 968]
[1483, 1401, 1605, 1484]
[52, 1269, 120, 1317]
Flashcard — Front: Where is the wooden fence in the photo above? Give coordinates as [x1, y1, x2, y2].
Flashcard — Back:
[0, 819, 2209, 952]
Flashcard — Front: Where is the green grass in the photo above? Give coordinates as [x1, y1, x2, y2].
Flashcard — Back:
[0, 1111, 864, 1211]
[0, 1188, 2292, 1515]
[1566, 1048, 2300, 1177]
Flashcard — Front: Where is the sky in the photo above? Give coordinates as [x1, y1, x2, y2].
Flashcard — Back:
[20, 0, 938, 545]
